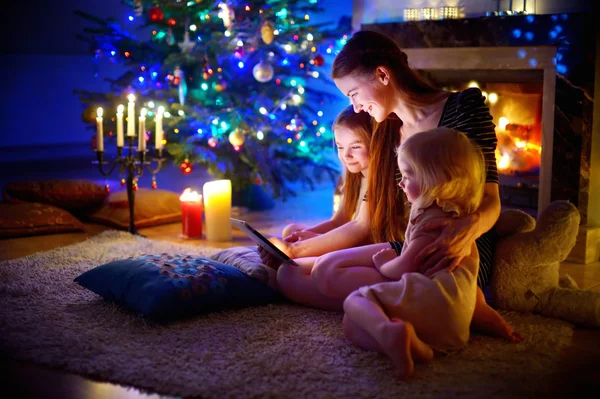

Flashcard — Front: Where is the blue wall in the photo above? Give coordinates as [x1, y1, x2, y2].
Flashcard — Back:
[0, 0, 350, 148]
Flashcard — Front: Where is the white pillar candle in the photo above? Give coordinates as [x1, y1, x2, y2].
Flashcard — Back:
[96, 107, 104, 152]
[155, 106, 164, 150]
[116, 104, 124, 147]
[202, 179, 232, 241]
[138, 107, 147, 151]
[127, 94, 136, 137]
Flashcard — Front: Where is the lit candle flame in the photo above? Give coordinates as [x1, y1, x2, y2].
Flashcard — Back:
[96, 107, 103, 118]
[179, 188, 202, 202]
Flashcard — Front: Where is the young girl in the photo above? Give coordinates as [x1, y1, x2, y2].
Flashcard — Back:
[279, 106, 373, 244]
[342, 127, 520, 380]
[259, 107, 405, 310]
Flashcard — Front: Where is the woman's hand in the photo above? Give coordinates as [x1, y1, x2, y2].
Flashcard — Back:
[284, 230, 321, 243]
[416, 213, 481, 276]
[372, 248, 397, 270]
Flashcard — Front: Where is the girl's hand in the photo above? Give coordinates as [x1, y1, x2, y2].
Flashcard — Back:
[372, 248, 397, 270]
[284, 230, 321, 242]
[258, 237, 295, 269]
[416, 213, 480, 275]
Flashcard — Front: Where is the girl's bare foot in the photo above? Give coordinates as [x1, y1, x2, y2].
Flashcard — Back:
[381, 319, 434, 380]
[472, 289, 524, 342]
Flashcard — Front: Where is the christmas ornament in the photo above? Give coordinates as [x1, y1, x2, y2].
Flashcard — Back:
[134, 0, 143, 17]
[219, 3, 235, 28]
[166, 28, 176, 46]
[213, 80, 228, 92]
[180, 159, 193, 174]
[261, 21, 274, 45]
[313, 54, 325, 67]
[82, 105, 97, 123]
[105, 184, 111, 193]
[208, 137, 218, 147]
[178, 31, 196, 53]
[252, 60, 274, 83]
[121, 178, 126, 186]
[228, 129, 245, 147]
[173, 66, 188, 105]
[148, 6, 164, 22]
[151, 175, 158, 189]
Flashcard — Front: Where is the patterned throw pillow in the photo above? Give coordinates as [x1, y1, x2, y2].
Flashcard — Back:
[3, 179, 108, 214]
[85, 189, 181, 229]
[74, 253, 281, 320]
[0, 202, 84, 238]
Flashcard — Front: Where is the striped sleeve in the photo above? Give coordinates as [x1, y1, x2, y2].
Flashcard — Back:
[440, 88, 499, 184]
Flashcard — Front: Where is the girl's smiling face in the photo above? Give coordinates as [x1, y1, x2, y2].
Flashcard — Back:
[334, 125, 370, 175]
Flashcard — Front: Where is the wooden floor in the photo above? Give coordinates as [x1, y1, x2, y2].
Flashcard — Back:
[2, 218, 600, 398]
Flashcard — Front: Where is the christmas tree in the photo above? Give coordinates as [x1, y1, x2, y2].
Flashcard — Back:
[75, 0, 350, 199]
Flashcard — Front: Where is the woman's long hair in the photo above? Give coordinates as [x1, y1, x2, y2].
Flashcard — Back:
[368, 115, 407, 242]
[332, 106, 374, 222]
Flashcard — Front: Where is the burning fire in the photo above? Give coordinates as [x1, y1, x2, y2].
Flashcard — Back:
[495, 117, 541, 174]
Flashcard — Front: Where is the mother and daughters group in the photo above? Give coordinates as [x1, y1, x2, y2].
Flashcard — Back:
[257, 30, 574, 379]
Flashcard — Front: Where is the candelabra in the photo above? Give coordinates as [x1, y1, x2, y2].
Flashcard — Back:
[94, 138, 165, 235]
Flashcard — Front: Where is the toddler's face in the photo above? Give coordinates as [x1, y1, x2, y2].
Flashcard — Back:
[397, 158, 420, 203]
[334, 126, 369, 175]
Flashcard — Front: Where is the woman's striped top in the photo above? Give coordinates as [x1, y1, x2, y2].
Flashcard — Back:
[438, 88, 499, 184]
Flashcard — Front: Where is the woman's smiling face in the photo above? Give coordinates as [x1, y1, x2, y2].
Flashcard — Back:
[334, 71, 393, 123]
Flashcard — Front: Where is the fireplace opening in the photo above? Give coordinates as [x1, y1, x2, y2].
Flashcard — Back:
[418, 69, 544, 215]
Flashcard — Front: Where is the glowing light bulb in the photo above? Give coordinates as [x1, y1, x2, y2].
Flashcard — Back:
[488, 93, 498, 104]
[467, 81, 479, 89]
[498, 117, 509, 130]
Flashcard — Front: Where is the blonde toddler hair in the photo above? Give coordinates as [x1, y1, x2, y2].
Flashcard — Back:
[398, 127, 486, 216]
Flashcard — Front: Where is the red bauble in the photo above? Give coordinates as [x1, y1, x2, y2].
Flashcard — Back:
[120, 178, 126, 186]
[148, 7, 164, 22]
[151, 180, 158, 189]
[105, 184, 111, 193]
[313, 54, 325, 67]
[180, 159, 193, 174]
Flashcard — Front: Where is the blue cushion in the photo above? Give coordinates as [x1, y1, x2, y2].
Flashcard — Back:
[74, 254, 281, 320]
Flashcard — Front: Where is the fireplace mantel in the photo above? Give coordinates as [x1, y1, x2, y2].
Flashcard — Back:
[404, 46, 556, 213]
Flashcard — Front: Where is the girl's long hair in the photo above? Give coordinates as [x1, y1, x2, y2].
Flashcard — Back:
[333, 106, 374, 222]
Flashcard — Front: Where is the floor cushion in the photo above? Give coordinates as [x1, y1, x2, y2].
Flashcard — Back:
[0, 202, 85, 238]
[86, 189, 181, 229]
[74, 253, 281, 320]
[3, 179, 108, 214]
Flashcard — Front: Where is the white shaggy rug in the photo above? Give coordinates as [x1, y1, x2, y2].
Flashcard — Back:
[0, 231, 577, 398]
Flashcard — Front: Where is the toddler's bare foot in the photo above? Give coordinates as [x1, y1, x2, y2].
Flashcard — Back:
[472, 293, 524, 342]
[381, 319, 434, 380]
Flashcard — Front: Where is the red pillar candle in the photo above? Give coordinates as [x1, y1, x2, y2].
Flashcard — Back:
[179, 188, 203, 239]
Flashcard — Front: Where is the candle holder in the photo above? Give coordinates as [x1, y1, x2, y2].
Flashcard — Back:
[94, 136, 165, 235]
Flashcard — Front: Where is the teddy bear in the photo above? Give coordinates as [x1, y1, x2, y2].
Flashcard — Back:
[491, 200, 600, 327]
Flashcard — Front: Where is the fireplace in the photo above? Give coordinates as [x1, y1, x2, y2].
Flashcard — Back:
[363, 13, 600, 263]
[405, 46, 555, 214]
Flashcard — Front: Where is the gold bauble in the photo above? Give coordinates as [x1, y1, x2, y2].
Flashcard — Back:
[228, 129, 245, 147]
[261, 21, 274, 45]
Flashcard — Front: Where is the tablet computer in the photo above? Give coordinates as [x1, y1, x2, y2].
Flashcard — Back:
[230, 218, 297, 265]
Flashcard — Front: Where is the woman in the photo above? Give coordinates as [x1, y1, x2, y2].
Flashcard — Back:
[266, 30, 516, 338]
